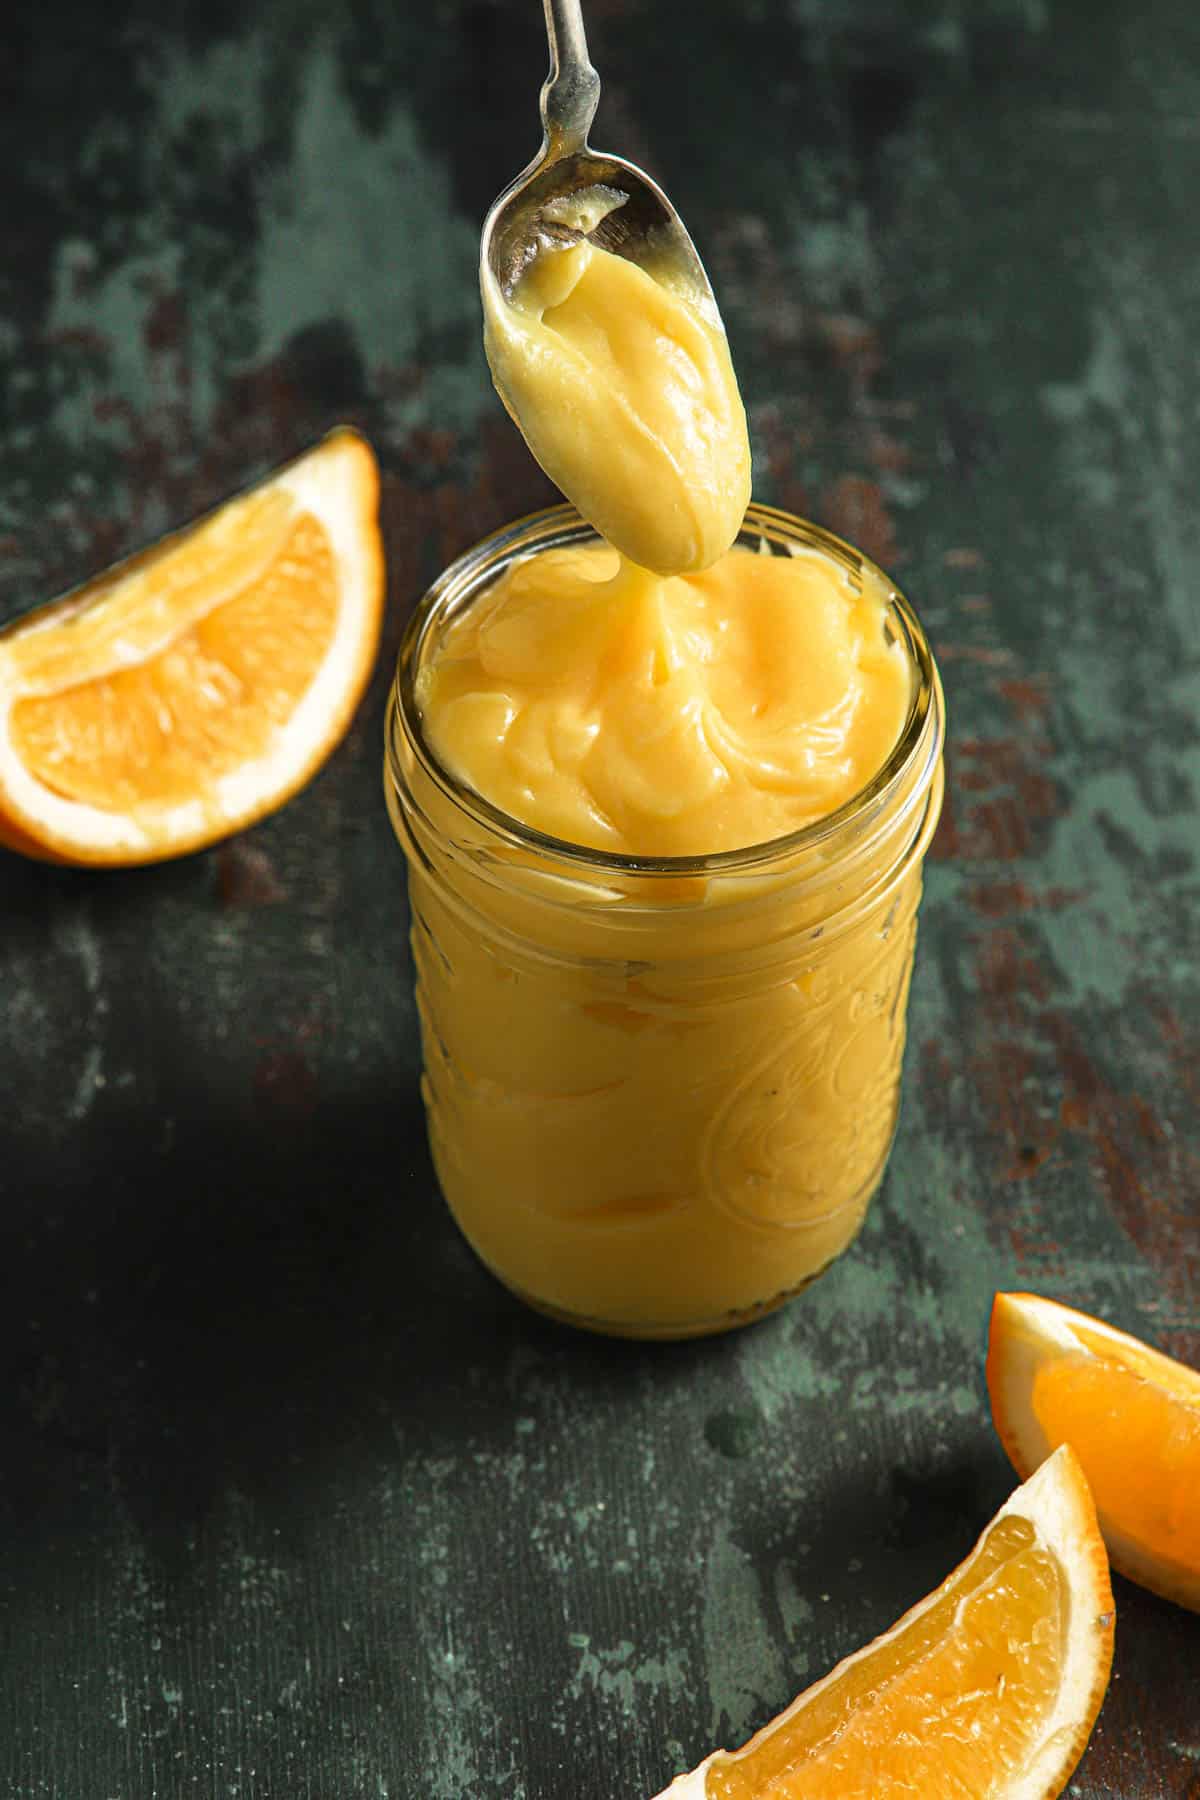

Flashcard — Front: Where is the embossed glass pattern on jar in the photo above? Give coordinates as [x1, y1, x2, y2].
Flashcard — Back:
[385, 505, 945, 1339]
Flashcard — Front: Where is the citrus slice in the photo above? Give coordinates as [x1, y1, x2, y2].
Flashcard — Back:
[654, 1445, 1113, 1800]
[988, 1289, 1200, 1611]
[0, 426, 384, 865]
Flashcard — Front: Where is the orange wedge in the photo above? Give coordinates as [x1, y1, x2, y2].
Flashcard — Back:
[0, 427, 384, 866]
[654, 1445, 1112, 1800]
[988, 1289, 1200, 1611]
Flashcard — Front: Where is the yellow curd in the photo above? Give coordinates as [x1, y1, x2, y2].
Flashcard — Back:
[420, 542, 909, 856]
[387, 510, 944, 1337]
[384, 206, 944, 1336]
[484, 231, 750, 574]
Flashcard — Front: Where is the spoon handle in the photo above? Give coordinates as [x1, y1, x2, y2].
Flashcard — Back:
[540, 0, 600, 153]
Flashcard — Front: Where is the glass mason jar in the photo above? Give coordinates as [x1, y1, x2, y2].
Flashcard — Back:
[384, 504, 945, 1340]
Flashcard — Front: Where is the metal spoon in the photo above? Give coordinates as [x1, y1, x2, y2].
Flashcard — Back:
[480, 0, 720, 324]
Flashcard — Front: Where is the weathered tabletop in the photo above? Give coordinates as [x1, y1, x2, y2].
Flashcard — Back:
[2, 1, 1197, 1794]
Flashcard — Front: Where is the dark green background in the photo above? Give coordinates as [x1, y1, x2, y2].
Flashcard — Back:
[1, 1, 1197, 1794]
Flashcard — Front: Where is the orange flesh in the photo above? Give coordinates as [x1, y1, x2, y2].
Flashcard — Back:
[706, 1516, 1064, 1799]
[11, 513, 337, 810]
[1032, 1353, 1200, 1576]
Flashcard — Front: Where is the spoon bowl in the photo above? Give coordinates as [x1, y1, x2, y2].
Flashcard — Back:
[480, 1, 720, 324]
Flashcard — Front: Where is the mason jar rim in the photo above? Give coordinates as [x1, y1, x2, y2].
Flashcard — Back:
[386, 501, 942, 881]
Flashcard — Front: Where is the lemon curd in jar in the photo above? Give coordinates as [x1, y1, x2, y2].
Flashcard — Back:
[385, 505, 944, 1338]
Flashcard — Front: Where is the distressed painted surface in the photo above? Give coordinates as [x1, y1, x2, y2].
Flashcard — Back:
[1, 1, 1197, 1795]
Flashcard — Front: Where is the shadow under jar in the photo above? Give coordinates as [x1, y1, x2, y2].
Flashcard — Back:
[385, 504, 945, 1340]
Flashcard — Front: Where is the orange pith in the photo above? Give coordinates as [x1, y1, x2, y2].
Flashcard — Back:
[708, 1518, 1064, 1799]
[0, 427, 384, 866]
[11, 514, 337, 810]
[988, 1291, 1200, 1611]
